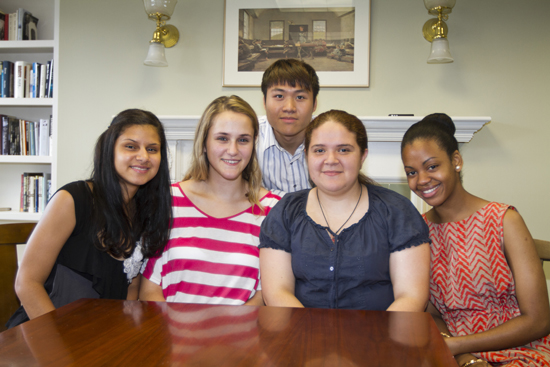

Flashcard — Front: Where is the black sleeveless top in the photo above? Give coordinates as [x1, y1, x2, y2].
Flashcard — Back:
[6, 181, 128, 328]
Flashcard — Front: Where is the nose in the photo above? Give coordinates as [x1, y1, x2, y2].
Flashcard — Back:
[136, 147, 150, 162]
[283, 98, 296, 112]
[227, 140, 238, 155]
[325, 150, 338, 165]
[417, 170, 430, 185]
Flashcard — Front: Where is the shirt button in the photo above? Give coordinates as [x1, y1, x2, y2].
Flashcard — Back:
[330, 266, 334, 271]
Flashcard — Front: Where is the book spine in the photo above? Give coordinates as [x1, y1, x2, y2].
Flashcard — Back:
[9, 12, 17, 41]
[48, 59, 54, 98]
[14, 61, 25, 98]
[39, 118, 49, 156]
[1, 116, 7, 155]
[3, 13, 8, 40]
[1, 61, 13, 98]
[28, 175, 35, 213]
[17, 9, 25, 41]
[24, 63, 31, 98]
[38, 176, 44, 212]
[29, 121, 35, 155]
[44, 61, 51, 98]
[39, 64, 46, 98]
[21, 173, 28, 212]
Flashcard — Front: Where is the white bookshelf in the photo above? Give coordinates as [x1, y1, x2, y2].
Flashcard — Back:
[0, 0, 59, 222]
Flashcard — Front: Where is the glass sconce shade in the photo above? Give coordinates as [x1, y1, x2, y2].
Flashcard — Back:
[424, 0, 456, 12]
[144, 0, 177, 19]
[144, 42, 168, 67]
[427, 38, 453, 64]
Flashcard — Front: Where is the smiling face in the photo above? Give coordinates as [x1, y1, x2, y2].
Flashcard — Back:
[307, 120, 367, 196]
[114, 124, 162, 201]
[205, 110, 255, 183]
[263, 83, 317, 150]
[402, 138, 462, 208]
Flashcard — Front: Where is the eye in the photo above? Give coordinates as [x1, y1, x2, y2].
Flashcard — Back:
[147, 147, 159, 153]
[125, 144, 136, 150]
[296, 95, 306, 100]
[427, 164, 438, 171]
[273, 94, 283, 99]
[238, 138, 250, 143]
[313, 148, 325, 154]
[216, 136, 228, 141]
[338, 147, 350, 153]
[405, 170, 417, 177]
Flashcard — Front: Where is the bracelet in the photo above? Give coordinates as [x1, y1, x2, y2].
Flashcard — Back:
[440, 332, 451, 338]
[461, 359, 485, 367]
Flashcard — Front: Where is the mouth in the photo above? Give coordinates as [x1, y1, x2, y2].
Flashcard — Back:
[222, 159, 240, 165]
[420, 184, 440, 198]
[131, 166, 150, 172]
[322, 171, 341, 176]
[280, 116, 297, 123]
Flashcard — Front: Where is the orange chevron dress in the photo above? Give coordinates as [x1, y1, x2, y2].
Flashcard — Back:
[425, 202, 550, 366]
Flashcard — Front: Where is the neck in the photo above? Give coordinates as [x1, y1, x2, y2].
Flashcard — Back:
[317, 181, 363, 208]
[273, 130, 305, 155]
[431, 184, 476, 223]
[205, 171, 248, 202]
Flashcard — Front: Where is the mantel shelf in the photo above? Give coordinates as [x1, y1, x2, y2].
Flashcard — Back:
[159, 115, 491, 142]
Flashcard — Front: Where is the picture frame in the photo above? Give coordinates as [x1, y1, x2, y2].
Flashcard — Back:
[223, 0, 370, 88]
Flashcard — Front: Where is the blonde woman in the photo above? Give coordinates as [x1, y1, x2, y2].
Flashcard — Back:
[140, 96, 281, 305]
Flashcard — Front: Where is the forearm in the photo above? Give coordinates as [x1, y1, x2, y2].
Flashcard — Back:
[386, 295, 428, 312]
[263, 289, 304, 308]
[447, 314, 549, 356]
[244, 290, 265, 306]
[16, 281, 55, 320]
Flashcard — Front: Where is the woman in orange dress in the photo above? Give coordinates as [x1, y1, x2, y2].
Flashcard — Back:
[401, 113, 550, 367]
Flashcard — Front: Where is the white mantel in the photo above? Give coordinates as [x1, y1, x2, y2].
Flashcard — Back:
[159, 115, 491, 184]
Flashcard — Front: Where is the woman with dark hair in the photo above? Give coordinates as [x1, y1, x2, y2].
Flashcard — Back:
[259, 110, 431, 311]
[139, 95, 281, 305]
[401, 113, 550, 367]
[7, 109, 172, 328]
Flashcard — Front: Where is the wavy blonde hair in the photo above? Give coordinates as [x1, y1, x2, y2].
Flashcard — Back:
[183, 95, 264, 212]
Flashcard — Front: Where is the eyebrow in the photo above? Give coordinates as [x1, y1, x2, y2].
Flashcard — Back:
[270, 87, 308, 94]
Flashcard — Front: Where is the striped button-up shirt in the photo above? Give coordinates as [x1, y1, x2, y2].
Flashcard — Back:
[257, 116, 311, 194]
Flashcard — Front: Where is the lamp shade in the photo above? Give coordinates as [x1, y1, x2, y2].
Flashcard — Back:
[144, 42, 168, 67]
[144, 0, 177, 17]
[427, 38, 453, 64]
[423, 0, 456, 11]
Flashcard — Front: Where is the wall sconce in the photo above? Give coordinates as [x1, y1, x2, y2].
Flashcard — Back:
[143, 0, 179, 67]
[422, 0, 455, 64]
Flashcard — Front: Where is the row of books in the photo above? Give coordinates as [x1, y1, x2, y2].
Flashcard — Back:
[0, 60, 54, 98]
[20, 172, 52, 213]
[0, 8, 39, 41]
[1, 115, 52, 156]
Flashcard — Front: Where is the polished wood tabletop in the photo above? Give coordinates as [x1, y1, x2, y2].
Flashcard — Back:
[0, 299, 458, 366]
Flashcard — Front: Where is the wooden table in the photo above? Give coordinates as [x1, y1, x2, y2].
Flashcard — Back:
[0, 299, 458, 366]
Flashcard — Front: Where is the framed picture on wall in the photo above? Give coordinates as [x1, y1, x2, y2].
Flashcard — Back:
[223, 0, 371, 87]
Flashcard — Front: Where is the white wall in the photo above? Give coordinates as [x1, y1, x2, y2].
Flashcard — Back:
[58, 1, 550, 279]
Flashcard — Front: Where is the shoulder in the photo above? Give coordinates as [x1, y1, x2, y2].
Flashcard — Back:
[368, 185, 416, 211]
[265, 189, 308, 219]
[55, 180, 91, 205]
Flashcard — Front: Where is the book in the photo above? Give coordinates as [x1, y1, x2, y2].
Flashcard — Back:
[17, 9, 31, 41]
[31, 62, 41, 98]
[8, 116, 19, 155]
[1, 115, 8, 155]
[23, 12, 38, 40]
[9, 11, 17, 41]
[20, 119, 27, 155]
[39, 64, 46, 98]
[39, 118, 50, 155]
[1, 61, 14, 98]
[48, 59, 54, 98]
[44, 61, 51, 98]
[0, 12, 5, 40]
[13, 61, 30, 98]
[24, 63, 31, 98]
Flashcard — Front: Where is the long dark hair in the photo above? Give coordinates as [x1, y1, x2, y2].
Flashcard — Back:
[90, 109, 172, 258]
[304, 109, 376, 187]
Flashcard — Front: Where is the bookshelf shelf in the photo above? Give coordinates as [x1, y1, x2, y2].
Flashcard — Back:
[0, 98, 54, 107]
[0, 40, 55, 53]
[0, 156, 53, 164]
[0, 211, 41, 221]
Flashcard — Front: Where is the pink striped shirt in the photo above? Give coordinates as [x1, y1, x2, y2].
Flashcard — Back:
[142, 183, 281, 305]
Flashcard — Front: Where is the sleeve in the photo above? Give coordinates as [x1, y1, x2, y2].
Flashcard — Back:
[141, 255, 163, 286]
[375, 187, 431, 253]
[258, 192, 301, 253]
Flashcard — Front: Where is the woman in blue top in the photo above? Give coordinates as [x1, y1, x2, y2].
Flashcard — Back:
[259, 110, 431, 311]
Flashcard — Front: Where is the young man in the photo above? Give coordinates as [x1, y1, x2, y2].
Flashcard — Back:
[257, 59, 320, 193]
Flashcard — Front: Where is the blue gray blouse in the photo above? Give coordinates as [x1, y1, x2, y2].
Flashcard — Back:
[259, 184, 430, 311]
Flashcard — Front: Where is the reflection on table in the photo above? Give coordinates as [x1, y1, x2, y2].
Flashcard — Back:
[0, 299, 457, 366]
